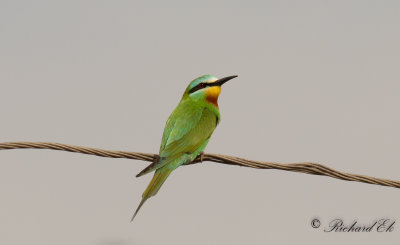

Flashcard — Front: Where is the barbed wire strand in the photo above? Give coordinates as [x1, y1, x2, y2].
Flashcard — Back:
[0, 141, 399, 189]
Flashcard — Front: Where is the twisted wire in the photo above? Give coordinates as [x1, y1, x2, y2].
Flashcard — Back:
[0, 141, 399, 189]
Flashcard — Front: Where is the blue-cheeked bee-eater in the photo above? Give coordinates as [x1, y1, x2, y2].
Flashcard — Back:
[131, 74, 237, 221]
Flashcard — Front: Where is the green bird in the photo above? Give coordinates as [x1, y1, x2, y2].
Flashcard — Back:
[131, 74, 237, 221]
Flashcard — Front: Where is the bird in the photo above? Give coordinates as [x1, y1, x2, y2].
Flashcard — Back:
[131, 74, 237, 221]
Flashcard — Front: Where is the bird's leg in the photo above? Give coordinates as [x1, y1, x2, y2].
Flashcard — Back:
[199, 151, 205, 162]
[183, 152, 204, 165]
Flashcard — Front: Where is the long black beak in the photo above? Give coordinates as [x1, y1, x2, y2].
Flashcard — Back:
[213, 75, 238, 86]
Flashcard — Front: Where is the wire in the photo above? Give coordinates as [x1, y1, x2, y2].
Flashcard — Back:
[1, 141, 399, 189]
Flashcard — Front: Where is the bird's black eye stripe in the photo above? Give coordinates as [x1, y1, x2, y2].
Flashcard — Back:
[188, 83, 210, 94]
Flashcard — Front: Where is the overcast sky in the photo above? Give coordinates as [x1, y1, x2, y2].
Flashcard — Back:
[1, 1, 399, 244]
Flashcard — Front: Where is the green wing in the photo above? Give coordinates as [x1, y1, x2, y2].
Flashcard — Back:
[161, 108, 216, 159]
[137, 102, 217, 177]
[159, 101, 203, 154]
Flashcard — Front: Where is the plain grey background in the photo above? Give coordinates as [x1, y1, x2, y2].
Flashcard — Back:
[1, 0, 399, 244]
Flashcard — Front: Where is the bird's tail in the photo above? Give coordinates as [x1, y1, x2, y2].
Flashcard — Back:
[130, 168, 173, 222]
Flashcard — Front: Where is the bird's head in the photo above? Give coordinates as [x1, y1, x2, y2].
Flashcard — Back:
[183, 75, 237, 107]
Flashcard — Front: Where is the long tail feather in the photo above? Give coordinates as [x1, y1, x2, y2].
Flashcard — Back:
[131, 198, 146, 222]
[131, 168, 173, 222]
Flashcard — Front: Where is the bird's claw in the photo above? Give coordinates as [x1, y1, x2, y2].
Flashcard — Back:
[199, 152, 205, 162]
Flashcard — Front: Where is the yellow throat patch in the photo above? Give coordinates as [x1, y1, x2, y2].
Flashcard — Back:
[205, 86, 221, 107]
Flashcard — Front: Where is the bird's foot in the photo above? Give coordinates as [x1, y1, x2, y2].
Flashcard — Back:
[199, 152, 205, 162]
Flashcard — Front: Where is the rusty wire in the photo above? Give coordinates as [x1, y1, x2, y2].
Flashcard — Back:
[0, 141, 399, 189]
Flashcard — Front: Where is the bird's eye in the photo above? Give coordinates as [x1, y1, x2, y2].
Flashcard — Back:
[188, 83, 207, 94]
